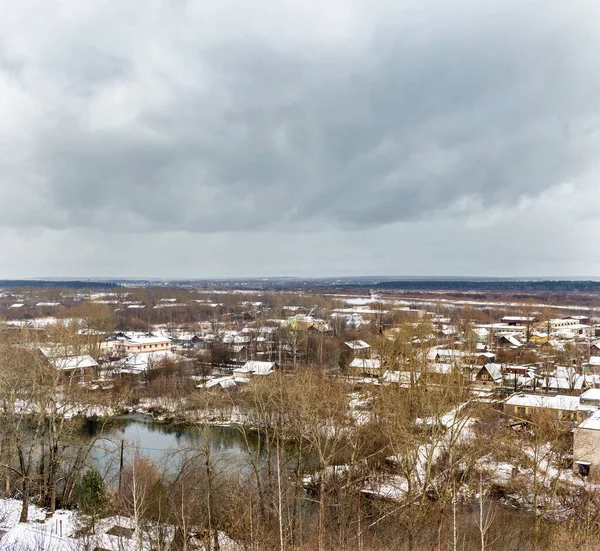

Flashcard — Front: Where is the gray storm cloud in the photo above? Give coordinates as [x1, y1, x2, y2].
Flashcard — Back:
[1, 0, 600, 277]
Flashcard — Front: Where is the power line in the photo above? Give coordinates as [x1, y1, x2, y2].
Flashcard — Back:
[95, 441, 230, 453]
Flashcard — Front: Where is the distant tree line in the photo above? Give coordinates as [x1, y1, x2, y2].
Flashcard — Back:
[366, 279, 600, 293]
[0, 280, 120, 289]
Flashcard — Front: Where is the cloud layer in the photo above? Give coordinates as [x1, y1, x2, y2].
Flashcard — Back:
[1, 0, 600, 277]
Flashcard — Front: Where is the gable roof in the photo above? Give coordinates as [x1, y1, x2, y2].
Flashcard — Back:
[344, 340, 371, 350]
[580, 388, 600, 402]
[235, 360, 277, 375]
[478, 363, 502, 382]
[499, 335, 522, 347]
[382, 371, 421, 385]
[350, 358, 382, 370]
[50, 355, 98, 371]
[505, 393, 590, 412]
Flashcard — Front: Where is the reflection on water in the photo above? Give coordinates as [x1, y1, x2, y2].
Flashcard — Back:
[90, 414, 260, 485]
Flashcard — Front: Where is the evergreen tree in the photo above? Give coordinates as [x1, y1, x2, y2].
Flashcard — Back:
[76, 467, 108, 533]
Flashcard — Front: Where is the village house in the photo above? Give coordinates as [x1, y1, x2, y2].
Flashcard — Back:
[548, 317, 587, 331]
[438, 325, 458, 338]
[204, 375, 250, 389]
[504, 364, 534, 376]
[470, 327, 490, 344]
[538, 366, 591, 395]
[504, 393, 596, 423]
[496, 334, 523, 348]
[573, 410, 600, 477]
[540, 338, 565, 352]
[502, 316, 537, 327]
[111, 334, 172, 357]
[418, 363, 456, 384]
[529, 332, 549, 345]
[49, 354, 98, 381]
[503, 369, 536, 391]
[590, 340, 600, 355]
[474, 351, 496, 364]
[349, 357, 382, 377]
[473, 363, 502, 388]
[552, 323, 593, 340]
[344, 340, 371, 356]
[382, 370, 421, 386]
[228, 344, 248, 362]
[580, 388, 600, 408]
[232, 360, 277, 377]
[334, 313, 367, 328]
[426, 348, 469, 363]
[172, 333, 201, 348]
[587, 356, 600, 374]
[39, 347, 99, 380]
[483, 324, 528, 340]
[119, 350, 183, 375]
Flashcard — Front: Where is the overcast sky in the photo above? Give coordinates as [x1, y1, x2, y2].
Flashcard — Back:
[2, 0, 600, 278]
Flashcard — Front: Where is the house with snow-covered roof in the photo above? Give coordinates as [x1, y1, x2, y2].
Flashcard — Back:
[232, 360, 277, 377]
[349, 357, 382, 376]
[496, 334, 523, 348]
[579, 388, 600, 408]
[344, 340, 371, 352]
[473, 363, 502, 387]
[504, 393, 596, 423]
[119, 351, 183, 375]
[112, 335, 172, 357]
[573, 409, 600, 476]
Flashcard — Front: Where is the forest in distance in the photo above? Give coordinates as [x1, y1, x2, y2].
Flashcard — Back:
[5, 277, 600, 294]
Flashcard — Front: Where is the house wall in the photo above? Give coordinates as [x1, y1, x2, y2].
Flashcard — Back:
[60, 366, 95, 382]
[553, 326, 593, 339]
[503, 403, 586, 423]
[114, 341, 171, 355]
[474, 369, 499, 387]
[574, 427, 600, 476]
[550, 319, 580, 329]
[581, 398, 600, 407]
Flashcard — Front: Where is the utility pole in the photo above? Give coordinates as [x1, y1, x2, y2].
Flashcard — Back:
[118, 440, 124, 494]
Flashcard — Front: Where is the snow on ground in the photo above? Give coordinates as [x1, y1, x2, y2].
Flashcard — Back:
[191, 530, 242, 551]
[474, 445, 600, 519]
[476, 455, 518, 486]
[361, 475, 409, 501]
[0, 500, 239, 551]
[0, 500, 76, 551]
[348, 392, 372, 410]
[302, 464, 354, 488]
[85, 515, 175, 551]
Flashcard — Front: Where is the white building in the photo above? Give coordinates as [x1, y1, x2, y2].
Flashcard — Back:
[112, 335, 172, 356]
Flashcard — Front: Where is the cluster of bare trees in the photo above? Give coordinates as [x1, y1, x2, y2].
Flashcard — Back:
[99, 367, 596, 551]
[0, 324, 110, 523]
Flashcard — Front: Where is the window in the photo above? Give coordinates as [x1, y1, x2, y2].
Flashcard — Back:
[578, 463, 591, 477]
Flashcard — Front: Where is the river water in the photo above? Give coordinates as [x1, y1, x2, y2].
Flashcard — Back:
[89, 414, 258, 484]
